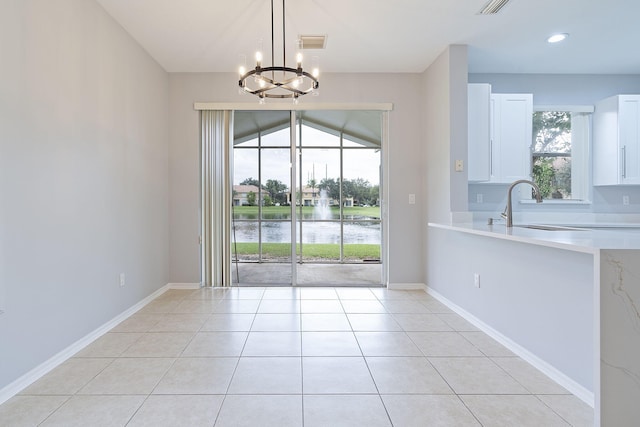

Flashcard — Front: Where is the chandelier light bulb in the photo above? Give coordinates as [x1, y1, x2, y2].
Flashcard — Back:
[255, 51, 263, 66]
[296, 52, 303, 67]
[238, 54, 247, 76]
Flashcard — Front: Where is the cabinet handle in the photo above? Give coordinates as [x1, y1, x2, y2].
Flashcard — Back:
[622, 146, 627, 179]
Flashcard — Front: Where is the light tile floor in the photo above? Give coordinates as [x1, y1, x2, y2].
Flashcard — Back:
[0, 287, 594, 426]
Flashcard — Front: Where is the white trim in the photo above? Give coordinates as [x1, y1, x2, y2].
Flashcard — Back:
[194, 102, 394, 112]
[381, 111, 390, 287]
[425, 285, 594, 407]
[533, 105, 594, 113]
[167, 282, 201, 290]
[387, 282, 427, 291]
[0, 284, 173, 406]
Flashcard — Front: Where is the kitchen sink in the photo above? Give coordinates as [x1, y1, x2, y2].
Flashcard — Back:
[516, 224, 585, 231]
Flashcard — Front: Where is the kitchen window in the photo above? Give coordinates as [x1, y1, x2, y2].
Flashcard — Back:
[531, 106, 593, 202]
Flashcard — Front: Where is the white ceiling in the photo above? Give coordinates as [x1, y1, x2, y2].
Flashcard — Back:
[96, 0, 640, 75]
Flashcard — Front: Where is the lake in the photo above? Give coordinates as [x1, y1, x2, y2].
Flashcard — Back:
[233, 211, 381, 245]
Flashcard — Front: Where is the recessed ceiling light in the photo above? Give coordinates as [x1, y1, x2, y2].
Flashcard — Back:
[547, 33, 569, 43]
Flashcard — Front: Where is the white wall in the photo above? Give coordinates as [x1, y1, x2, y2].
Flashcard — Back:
[427, 227, 594, 392]
[422, 45, 469, 224]
[422, 46, 470, 291]
[0, 0, 170, 389]
[168, 72, 425, 285]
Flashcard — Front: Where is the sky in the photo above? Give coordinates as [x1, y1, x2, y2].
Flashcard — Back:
[233, 126, 380, 188]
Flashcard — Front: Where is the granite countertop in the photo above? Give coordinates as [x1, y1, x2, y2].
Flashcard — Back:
[428, 222, 640, 253]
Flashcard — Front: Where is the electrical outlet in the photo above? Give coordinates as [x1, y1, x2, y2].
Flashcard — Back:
[476, 194, 483, 204]
[455, 159, 464, 172]
[623, 195, 630, 206]
[409, 194, 416, 205]
[474, 273, 481, 288]
[119, 273, 126, 287]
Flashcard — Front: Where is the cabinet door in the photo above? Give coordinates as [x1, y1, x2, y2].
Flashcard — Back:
[490, 94, 533, 183]
[468, 84, 491, 181]
[593, 96, 620, 185]
[620, 96, 640, 184]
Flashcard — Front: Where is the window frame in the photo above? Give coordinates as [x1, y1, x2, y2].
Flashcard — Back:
[529, 105, 594, 203]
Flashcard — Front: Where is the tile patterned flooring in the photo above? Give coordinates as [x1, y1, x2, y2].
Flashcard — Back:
[0, 287, 594, 426]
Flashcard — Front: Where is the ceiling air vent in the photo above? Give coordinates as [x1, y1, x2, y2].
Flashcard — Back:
[478, 0, 511, 15]
[299, 35, 327, 49]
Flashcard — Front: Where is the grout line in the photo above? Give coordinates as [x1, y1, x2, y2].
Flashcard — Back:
[2, 287, 592, 425]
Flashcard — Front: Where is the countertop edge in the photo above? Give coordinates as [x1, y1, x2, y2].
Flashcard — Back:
[428, 222, 599, 255]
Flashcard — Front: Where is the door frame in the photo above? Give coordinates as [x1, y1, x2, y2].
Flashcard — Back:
[196, 103, 393, 287]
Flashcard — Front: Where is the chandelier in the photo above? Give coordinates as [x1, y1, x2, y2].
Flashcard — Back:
[238, 0, 319, 102]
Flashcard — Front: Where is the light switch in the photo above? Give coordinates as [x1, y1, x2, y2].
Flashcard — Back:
[409, 194, 416, 205]
[455, 159, 464, 172]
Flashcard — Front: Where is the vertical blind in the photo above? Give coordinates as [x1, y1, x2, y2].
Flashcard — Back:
[201, 110, 233, 287]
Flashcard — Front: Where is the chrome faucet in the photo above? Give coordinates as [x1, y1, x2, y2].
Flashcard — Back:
[501, 179, 543, 227]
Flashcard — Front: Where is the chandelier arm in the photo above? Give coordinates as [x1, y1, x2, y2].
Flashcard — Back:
[239, 67, 318, 85]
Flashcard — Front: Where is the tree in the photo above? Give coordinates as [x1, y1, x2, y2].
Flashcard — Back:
[532, 111, 572, 199]
[532, 159, 555, 199]
[240, 177, 260, 187]
[318, 178, 340, 201]
[263, 194, 273, 206]
[532, 111, 571, 153]
[264, 179, 288, 205]
[368, 185, 380, 206]
[341, 178, 354, 200]
[345, 177, 371, 205]
[246, 191, 256, 206]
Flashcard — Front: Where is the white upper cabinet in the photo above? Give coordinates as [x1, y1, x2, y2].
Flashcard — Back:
[593, 95, 640, 185]
[468, 86, 533, 183]
[490, 93, 533, 183]
[468, 84, 491, 181]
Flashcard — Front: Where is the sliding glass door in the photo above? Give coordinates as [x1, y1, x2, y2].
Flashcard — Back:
[231, 109, 383, 286]
[295, 111, 382, 285]
[232, 111, 293, 285]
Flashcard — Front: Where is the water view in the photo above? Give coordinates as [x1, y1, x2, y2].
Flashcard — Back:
[232, 205, 381, 262]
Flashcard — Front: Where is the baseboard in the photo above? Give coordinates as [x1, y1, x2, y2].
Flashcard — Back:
[426, 286, 595, 407]
[387, 282, 427, 291]
[0, 283, 173, 406]
[167, 282, 201, 290]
